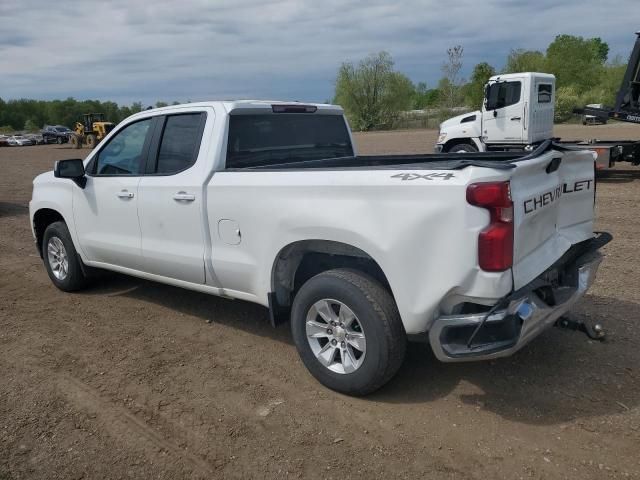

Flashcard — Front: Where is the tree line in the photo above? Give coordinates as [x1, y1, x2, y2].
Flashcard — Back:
[0, 33, 628, 133]
[334, 34, 628, 130]
[0, 99, 179, 134]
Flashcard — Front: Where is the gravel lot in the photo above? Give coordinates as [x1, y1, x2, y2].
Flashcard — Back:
[1, 124, 639, 479]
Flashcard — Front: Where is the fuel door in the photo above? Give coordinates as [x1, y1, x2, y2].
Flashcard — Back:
[218, 219, 241, 245]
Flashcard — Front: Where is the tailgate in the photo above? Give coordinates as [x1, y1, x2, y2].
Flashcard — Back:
[509, 148, 595, 289]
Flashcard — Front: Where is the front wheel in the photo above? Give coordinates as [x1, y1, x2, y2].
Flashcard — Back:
[447, 143, 478, 153]
[291, 269, 406, 396]
[56, 137, 63, 144]
[42, 221, 89, 291]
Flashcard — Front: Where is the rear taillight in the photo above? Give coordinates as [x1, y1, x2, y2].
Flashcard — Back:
[466, 181, 514, 272]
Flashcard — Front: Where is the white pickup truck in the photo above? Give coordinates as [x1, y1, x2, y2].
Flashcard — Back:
[30, 101, 610, 395]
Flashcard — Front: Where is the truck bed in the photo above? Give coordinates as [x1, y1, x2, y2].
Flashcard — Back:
[228, 141, 561, 171]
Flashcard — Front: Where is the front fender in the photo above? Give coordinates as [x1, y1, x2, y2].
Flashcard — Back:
[438, 112, 482, 148]
[30, 173, 83, 259]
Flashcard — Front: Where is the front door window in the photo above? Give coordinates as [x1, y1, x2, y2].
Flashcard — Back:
[92, 119, 152, 175]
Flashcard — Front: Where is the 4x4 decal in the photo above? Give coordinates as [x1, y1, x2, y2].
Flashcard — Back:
[391, 172, 455, 181]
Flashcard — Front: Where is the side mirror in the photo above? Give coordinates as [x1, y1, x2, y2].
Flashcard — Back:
[54, 158, 86, 188]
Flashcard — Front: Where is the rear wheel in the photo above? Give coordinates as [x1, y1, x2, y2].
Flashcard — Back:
[70, 135, 82, 149]
[448, 143, 478, 153]
[85, 134, 97, 149]
[42, 221, 89, 292]
[291, 269, 406, 396]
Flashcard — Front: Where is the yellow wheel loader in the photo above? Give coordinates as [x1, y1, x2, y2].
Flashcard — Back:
[70, 113, 115, 149]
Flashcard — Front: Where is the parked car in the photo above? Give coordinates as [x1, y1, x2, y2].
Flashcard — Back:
[7, 135, 34, 146]
[42, 125, 71, 144]
[0, 135, 8, 147]
[29, 101, 610, 395]
[26, 133, 45, 145]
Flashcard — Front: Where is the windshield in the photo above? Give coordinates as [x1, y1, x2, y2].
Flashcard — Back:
[55, 127, 70, 132]
[226, 114, 353, 168]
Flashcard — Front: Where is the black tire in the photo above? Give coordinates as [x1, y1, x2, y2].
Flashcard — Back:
[291, 269, 406, 396]
[42, 221, 89, 292]
[447, 143, 478, 153]
[56, 137, 63, 144]
[86, 134, 97, 149]
[70, 135, 81, 149]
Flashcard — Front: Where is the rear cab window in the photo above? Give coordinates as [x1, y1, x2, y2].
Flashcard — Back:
[537, 84, 553, 103]
[226, 112, 353, 168]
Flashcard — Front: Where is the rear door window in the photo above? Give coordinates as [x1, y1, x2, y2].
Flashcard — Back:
[226, 114, 353, 168]
[153, 113, 206, 175]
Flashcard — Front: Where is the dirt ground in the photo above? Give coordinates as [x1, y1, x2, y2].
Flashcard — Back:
[1, 124, 639, 479]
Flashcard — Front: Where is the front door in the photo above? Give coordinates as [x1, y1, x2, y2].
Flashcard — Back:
[137, 111, 209, 284]
[482, 79, 524, 144]
[73, 118, 154, 269]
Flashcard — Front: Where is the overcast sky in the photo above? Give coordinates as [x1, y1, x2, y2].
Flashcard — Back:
[1, 0, 638, 106]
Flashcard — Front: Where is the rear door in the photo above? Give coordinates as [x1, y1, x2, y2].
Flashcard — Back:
[137, 110, 210, 284]
[509, 148, 595, 289]
[483, 79, 525, 144]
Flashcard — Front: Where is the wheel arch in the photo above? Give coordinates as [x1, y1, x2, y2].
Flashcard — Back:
[32, 208, 68, 258]
[443, 137, 482, 152]
[269, 239, 394, 323]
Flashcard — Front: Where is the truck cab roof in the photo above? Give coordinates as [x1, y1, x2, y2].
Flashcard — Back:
[488, 72, 555, 83]
[134, 100, 345, 117]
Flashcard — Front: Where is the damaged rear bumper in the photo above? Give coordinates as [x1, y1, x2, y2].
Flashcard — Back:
[429, 232, 612, 362]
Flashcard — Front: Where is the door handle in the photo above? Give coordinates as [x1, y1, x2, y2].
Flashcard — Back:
[117, 190, 134, 199]
[173, 192, 196, 202]
[511, 116, 522, 121]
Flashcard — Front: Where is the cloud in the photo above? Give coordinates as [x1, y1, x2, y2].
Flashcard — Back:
[0, 0, 638, 104]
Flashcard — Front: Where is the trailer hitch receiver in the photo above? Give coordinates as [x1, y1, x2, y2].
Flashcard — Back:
[555, 316, 606, 341]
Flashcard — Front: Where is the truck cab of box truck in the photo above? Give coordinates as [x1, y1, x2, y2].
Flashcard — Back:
[436, 72, 555, 153]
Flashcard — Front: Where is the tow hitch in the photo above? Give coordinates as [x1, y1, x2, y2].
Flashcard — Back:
[555, 316, 606, 341]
